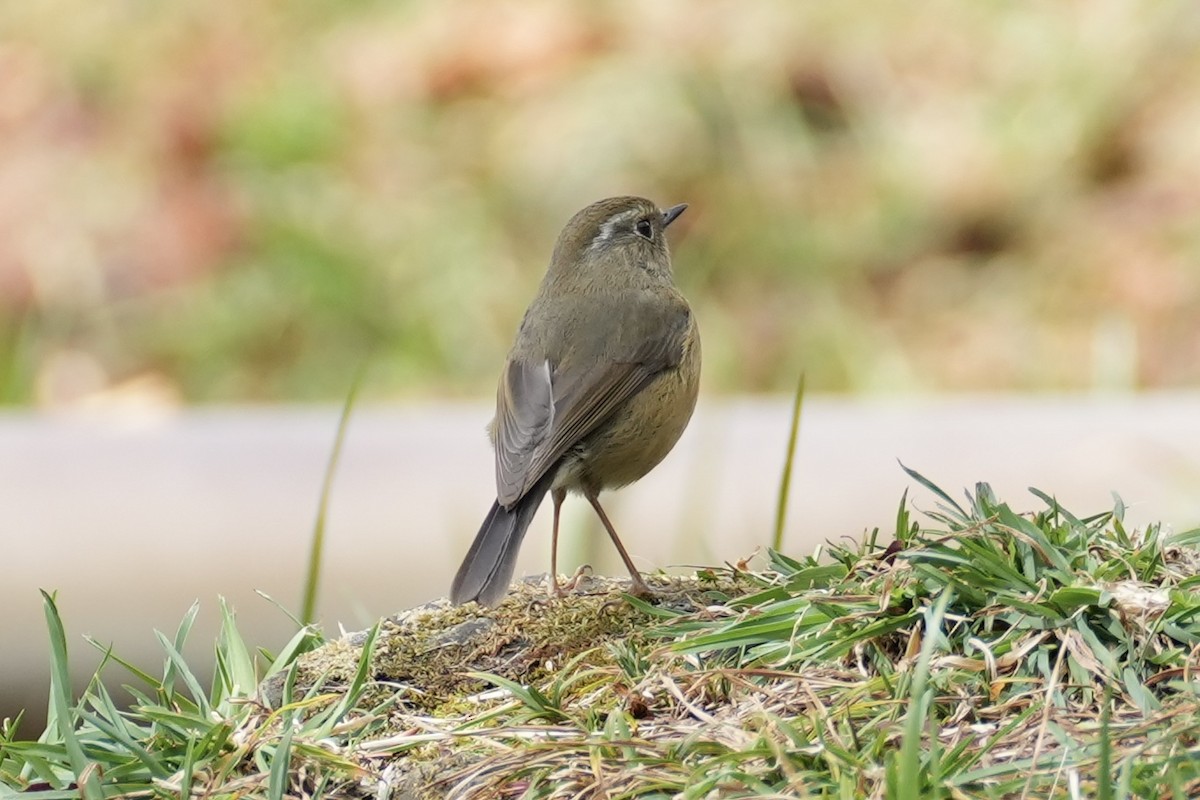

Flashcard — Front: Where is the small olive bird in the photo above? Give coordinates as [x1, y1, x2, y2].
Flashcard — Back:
[450, 196, 701, 606]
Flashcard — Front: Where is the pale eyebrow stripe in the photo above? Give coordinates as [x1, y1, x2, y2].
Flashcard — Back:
[590, 209, 642, 251]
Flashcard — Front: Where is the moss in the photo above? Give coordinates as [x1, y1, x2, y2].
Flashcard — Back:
[270, 572, 755, 719]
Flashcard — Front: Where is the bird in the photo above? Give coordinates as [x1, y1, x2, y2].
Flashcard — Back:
[450, 196, 701, 606]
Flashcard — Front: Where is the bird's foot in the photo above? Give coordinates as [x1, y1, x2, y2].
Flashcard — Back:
[564, 564, 592, 591]
[627, 575, 655, 600]
[547, 564, 592, 599]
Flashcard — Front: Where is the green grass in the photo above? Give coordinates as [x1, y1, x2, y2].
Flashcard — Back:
[772, 372, 805, 551]
[2, 471, 1199, 798]
[301, 363, 367, 625]
[0, 596, 372, 799]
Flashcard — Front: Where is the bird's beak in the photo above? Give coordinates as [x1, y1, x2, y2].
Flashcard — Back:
[661, 203, 688, 228]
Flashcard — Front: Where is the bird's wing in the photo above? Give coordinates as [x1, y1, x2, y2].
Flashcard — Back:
[493, 303, 690, 508]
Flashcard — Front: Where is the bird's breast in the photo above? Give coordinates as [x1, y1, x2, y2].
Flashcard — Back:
[555, 317, 700, 494]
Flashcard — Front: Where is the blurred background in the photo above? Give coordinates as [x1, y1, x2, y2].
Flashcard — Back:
[6, 0, 1200, 404]
[2, 1, 1199, 727]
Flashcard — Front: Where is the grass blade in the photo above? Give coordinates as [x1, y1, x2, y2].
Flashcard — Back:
[893, 587, 953, 800]
[154, 631, 210, 716]
[214, 596, 257, 705]
[303, 361, 367, 624]
[163, 601, 201, 704]
[899, 463, 967, 520]
[313, 623, 379, 736]
[772, 372, 805, 551]
[267, 725, 294, 800]
[40, 591, 101, 799]
[1097, 685, 1113, 800]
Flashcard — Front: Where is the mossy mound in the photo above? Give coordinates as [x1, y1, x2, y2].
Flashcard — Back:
[260, 572, 757, 718]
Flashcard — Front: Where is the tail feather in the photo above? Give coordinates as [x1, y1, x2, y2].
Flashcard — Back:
[450, 474, 554, 606]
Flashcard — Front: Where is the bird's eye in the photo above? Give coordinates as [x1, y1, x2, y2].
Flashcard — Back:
[635, 218, 654, 240]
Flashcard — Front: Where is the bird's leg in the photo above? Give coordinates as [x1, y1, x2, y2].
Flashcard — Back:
[584, 491, 654, 598]
[548, 488, 567, 598]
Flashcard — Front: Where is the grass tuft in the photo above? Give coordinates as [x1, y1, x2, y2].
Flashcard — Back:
[4, 473, 1200, 798]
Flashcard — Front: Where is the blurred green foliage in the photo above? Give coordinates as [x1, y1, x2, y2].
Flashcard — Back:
[1, 1, 1198, 405]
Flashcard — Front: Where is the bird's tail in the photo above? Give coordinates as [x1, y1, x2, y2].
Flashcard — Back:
[450, 474, 554, 606]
